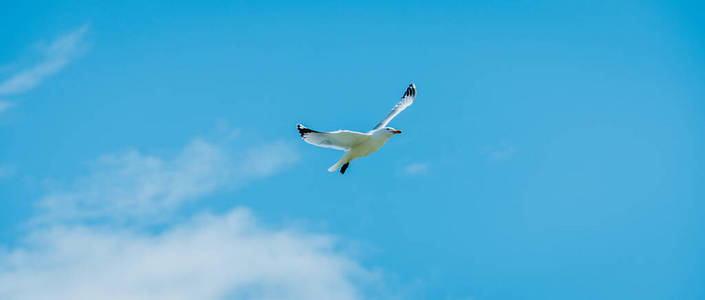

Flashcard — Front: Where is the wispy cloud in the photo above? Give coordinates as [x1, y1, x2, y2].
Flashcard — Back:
[0, 25, 88, 96]
[402, 163, 429, 175]
[0, 133, 381, 299]
[36, 137, 298, 224]
[483, 143, 516, 161]
[0, 165, 16, 180]
[0, 208, 375, 300]
[0, 101, 11, 114]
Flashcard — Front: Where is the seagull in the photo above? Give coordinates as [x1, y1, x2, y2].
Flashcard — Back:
[297, 83, 416, 174]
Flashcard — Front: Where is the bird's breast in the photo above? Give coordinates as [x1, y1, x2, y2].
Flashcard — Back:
[350, 136, 390, 158]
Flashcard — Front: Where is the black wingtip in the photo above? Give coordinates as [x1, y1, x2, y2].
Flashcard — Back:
[340, 162, 349, 174]
[404, 83, 416, 98]
[297, 124, 314, 137]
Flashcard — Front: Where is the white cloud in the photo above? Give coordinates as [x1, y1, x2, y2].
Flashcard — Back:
[0, 165, 16, 179]
[402, 163, 429, 175]
[36, 137, 298, 224]
[242, 141, 300, 177]
[0, 134, 382, 299]
[489, 148, 515, 160]
[483, 143, 516, 161]
[0, 101, 11, 114]
[0, 208, 376, 300]
[0, 25, 88, 96]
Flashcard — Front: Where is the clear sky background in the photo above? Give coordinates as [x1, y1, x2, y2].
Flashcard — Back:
[1, 1, 704, 299]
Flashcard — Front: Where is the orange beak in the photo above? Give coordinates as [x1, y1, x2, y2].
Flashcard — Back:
[392, 130, 402, 134]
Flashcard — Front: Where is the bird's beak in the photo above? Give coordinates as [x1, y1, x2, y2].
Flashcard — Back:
[392, 130, 402, 134]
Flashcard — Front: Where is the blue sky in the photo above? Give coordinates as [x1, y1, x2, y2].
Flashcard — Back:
[1, 1, 704, 299]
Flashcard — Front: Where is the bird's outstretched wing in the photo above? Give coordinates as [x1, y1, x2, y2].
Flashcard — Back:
[373, 83, 416, 130]
[297, 124, 368, 151]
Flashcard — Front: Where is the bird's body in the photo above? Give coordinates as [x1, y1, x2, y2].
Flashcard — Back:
[346, 130, 394, 159]
[297, 83, 416, 174]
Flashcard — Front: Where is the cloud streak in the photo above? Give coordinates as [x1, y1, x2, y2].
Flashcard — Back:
[0, 165, 16, 179]
[36, 137, 298, 224]
[402, 163, 429, 175]
[0, 25, 88, 96]
[0, 101, 11, 114]
[483, 143, 516, 161]
[0, 133, 381, 299]
[0, 208, 374, 300]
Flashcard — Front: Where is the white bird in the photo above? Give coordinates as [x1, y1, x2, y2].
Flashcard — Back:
[297, 83, 417, 174]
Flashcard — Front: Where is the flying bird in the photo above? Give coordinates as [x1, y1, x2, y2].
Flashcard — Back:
[297, 83, 416, 174]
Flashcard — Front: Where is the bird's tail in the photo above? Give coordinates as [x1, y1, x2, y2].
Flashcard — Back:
[328, 156, 351, 174]
[328, 161, 343, 172]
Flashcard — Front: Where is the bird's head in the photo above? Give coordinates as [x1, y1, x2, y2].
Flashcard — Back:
[375, 127, 403, 136]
